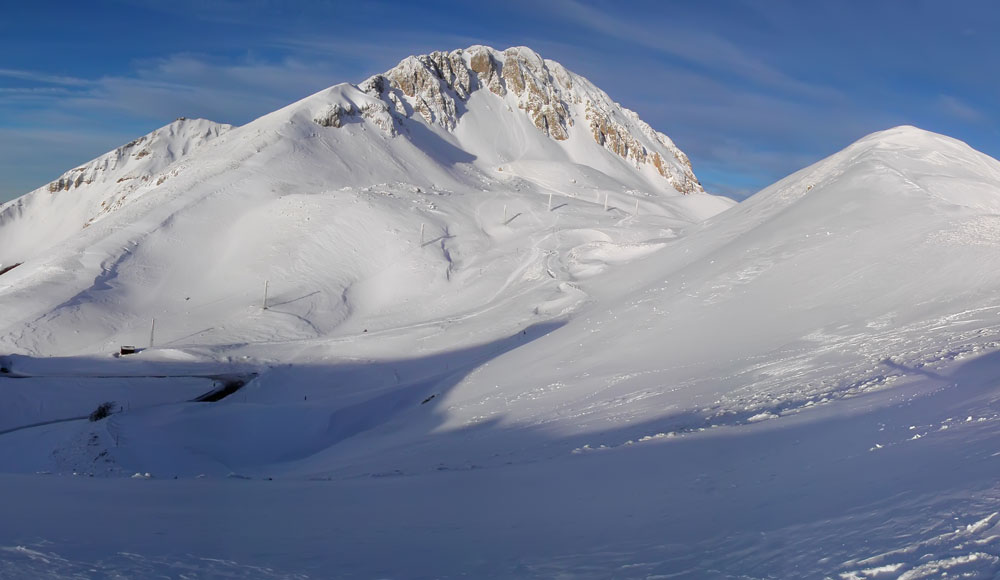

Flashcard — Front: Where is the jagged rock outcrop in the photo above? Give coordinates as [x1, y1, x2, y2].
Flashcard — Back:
[469, 47, 505, 97]
[585, 102, 702, 194]
[314, 100, 398, 135]
[360, 102, 397, 135]
[314, 45, 703, 194]
[499, 47, 573, 140]
[314, 103, 353, 128]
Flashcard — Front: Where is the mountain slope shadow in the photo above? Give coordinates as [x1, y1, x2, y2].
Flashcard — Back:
[271, 321, 565, 464]
[81, 321, 566, 474]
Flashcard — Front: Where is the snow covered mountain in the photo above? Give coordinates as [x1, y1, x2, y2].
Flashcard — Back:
[0, 45, 728, 358]
[2, 45, 1000, 579]
[0, 46, 706, 264]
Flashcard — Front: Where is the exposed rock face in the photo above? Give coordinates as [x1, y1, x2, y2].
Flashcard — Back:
[377, 51, 468, 130]
[586, 100, 645, 165]
[314, 90, 398, 136]
[469, 47, 505, 96]
[314, 103, 353, 128]
[585, 101, 702, 194]
[313, 45, 703, 194]
[500, 47, 572, 140]
[359, 102, 397, 136]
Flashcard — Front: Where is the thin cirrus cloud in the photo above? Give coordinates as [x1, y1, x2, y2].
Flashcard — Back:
[549, 0, 842, 102]
[66, 55, 346, 123]
[937, 95, 986, 124]
[2, 55, 345, 128]
[529, 0, 869, 198]
[0, 68, 93, 87]
[530, 1, 1000, 197]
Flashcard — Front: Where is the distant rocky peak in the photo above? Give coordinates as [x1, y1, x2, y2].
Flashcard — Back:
[357, 46, 572, 139]
[329, 45, 702, 194]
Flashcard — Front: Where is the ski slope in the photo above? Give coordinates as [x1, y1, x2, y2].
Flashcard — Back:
[1, 43, 1000, 578]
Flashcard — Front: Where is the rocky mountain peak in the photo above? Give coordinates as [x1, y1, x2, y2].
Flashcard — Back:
[339, 45, 703, 195]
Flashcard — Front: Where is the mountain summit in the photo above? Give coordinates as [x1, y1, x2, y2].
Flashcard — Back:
[346, 45, 704, 195]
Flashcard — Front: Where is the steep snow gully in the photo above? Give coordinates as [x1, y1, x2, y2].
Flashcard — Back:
[1, 42, 1000, 578]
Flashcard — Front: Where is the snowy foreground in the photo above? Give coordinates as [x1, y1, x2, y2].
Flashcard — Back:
[2, 47, 1000, 578]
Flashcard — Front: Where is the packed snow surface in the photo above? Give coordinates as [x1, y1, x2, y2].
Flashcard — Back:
[1, 44, 999, 578]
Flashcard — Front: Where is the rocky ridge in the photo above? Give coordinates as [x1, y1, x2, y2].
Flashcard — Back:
[45, 118, 231, 194]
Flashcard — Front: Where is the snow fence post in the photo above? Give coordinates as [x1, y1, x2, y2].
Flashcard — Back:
[149, 318, 155, 348]
[548, 193, 553, 211]
[262, 280, 269, 310]
[420, 223, 425, 245]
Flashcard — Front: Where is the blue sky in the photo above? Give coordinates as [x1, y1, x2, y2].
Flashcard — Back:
[1, 0, 998, 202]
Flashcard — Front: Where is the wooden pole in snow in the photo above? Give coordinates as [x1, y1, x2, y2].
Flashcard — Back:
[548, 193, 553, 211]
[420, 223, 425, 245]
[503, 204, 507, 224]
[262, 280, 269, 310]
[149, 318, 155, 348]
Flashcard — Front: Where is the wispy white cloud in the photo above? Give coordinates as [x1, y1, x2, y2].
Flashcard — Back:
[938, 95, 986, 124]
[560, 50, 904, 198]
[550, 0, 841, 101]
[0, 68, 92, 87]
[1, 54, 347, 127]
[0, 87, 77, 97]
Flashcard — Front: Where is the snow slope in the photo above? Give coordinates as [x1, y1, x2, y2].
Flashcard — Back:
[2, 46, 1000, 578]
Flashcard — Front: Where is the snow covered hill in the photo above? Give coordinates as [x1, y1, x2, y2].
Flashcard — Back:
[3, 45, 1000, 578]
[447, 124, 1000, 439]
